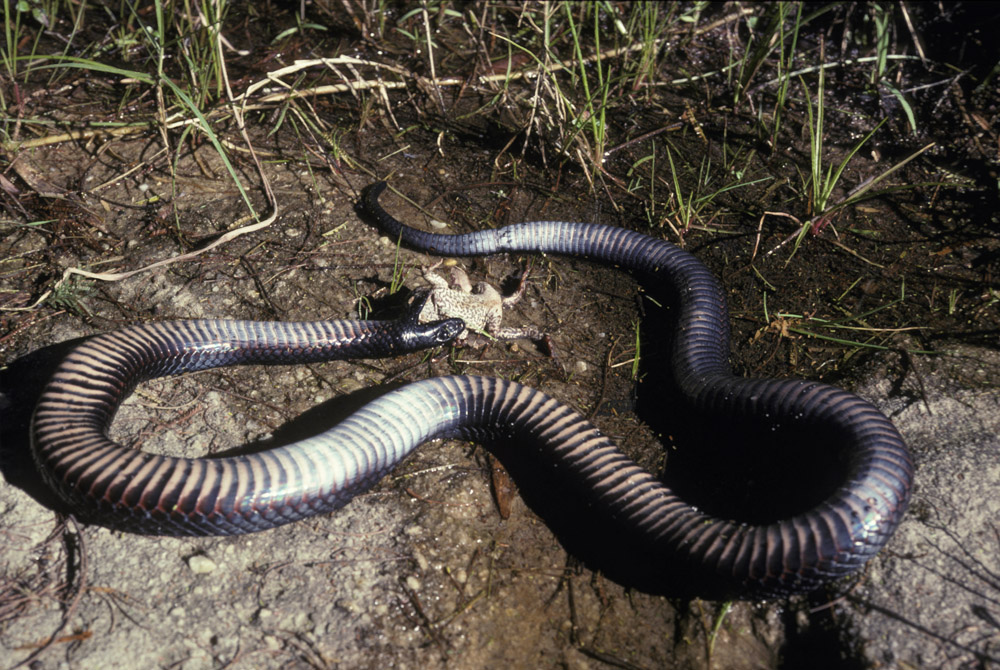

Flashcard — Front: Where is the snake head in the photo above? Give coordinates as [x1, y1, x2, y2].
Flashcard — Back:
[397, 290, 464, 347]
[399, 317, 465, 349]
[429, 317, 465, 344]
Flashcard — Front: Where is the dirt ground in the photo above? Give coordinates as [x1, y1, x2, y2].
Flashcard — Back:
[2, 3, 999, 669]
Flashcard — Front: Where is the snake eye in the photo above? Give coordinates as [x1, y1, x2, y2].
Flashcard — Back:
[438, 318, 464, 343]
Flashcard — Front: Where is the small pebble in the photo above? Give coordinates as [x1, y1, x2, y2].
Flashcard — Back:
[187, 555, 217, 574]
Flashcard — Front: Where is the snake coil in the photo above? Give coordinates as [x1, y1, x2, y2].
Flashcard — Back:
[31, 181, 913, 596]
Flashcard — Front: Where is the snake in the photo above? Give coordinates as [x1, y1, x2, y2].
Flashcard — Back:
[30, 180, 914, 597]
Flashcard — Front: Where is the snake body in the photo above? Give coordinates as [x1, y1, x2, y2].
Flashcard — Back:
[30, 181, 914, 596]
[31, 306, 464, 535]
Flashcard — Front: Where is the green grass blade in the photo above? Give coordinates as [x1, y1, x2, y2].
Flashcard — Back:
[28, 55, 155, 84]
[159, 77, 257, 219]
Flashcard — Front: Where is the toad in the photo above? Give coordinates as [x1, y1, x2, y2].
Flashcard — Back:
[416, 261, 550, 351]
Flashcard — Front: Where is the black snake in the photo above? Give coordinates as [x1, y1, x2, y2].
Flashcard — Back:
[31, 181, 913, 596]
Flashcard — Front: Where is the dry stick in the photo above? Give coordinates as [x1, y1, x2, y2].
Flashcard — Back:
[1, 109, 265, 152]
[752, 211, 800, 262]
[90, 147, 169, 193]
[234, 35, 670, 109]
[898, 2, 927, 66]
[814, 235, 886, 269]
[693, 6, 757, 35]
[602, 123, 683, 159]
[2, 123, 154, 151]
[236, 56, 410, 105]
[748, 54, 923, 94]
